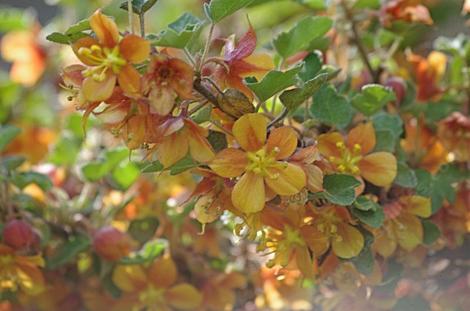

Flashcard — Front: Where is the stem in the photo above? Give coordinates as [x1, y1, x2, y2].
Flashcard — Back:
[139, 13, 145, 37]
[184, 48, 197, 67]
[268, 108, 288, 129]
[341, 0, 379, 83]
[127, 0, 135, 34]
[198, 23, 215, 72]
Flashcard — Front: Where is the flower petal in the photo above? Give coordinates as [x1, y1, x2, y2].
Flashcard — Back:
[148, 256, 177, 288]
[118, 64, 141, 98]
[318, 132, 343, 158]
[301, 225, 330, 256]
[89, 10, 119, 48]
[393, 214, 423, 251]
[232, 172, 265, 213]
[166, 283, 203, 310]
[358, 152, 397, 187]
[72, 37, 100, 66]
[266, 126, 298, 160]
[119, 34, 150, 64]
[347, 122, 376, 155]
[186, 125, 215, 163]
[112, 264, 147, 292]
[305, 164, 323, 192]
[82, 73, 116, 102]
[399, 195, 432, 218]
[232, 113, 268, 151]
[210, 148, 247, 178]
[265, 163, 306, 196]
[156, 131, 189, 168]
[332, 224, 364, 259]
[373, 227, 397, 258]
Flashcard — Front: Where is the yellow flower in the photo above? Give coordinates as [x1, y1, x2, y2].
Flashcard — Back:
[0, 244, 45, 295]
[112, 256, 202, 311]
[373, 195, 431, 257]
[318, 122, 397, 187]
[210, 113, 306, 214]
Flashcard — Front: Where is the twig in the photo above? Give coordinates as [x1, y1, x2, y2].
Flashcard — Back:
[139, 13, 145, 37]
[341, 0, 379, 83]
[127, 0, 135, 34]
[198, 23, 215, 72]
[268, 108, 288, 128]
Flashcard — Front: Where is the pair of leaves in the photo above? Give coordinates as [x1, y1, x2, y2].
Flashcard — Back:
[46, 19, 90, 44]
[352, 84, 396, 116]
[352, 196, 385, 228]
[322, 174, 361, 206]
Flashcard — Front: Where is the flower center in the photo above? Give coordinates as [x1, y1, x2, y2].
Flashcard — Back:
[0, 255, 14, 266]
[245, 147, 284, 177]
[329, 142, 362, 175]
[79, 45, 126, 81]
[139, 285, 165, 306]
[315, 212, 342, 242]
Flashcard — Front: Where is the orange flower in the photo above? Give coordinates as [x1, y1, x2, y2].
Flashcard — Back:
[0, 24, 46, 86]
[72, 10, 150, 101]
[438, 112, 470, 162]
[143, 54, 194, 116]
[0, 244, 45, 295]
[290, 146, 324, 193]
[382, 0, 433, 26]
[200, 272, 246, 311]
[210, 113, 306, 214]
[401, 118, 447, 173]
[260, 204, 317, 278]
[3, 125, 55, 164]
[212, 24, 273, 99]
[318, 122, 397, 187]
[153, 117, 215, 167]
[112, 256, 202, 311]
[407, 51, 447, 101]
[303, 205, 364, 259]
[373, 195, 431, 257]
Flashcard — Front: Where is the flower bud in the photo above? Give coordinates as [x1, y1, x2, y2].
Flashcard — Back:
[2, 219, 38, 250]
[92, 227, 133, 261]
[385, 77, 406, 105]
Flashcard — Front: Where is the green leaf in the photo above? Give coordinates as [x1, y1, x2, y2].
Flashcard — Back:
[351, 84, 396, 116]
[193, 105, 212, 124]
[1, 156, 26, 171]
[139, 161, 164, 173]
[11, 172, 52, 191]
[150, 13, 203, 49]
[205, 0, 255, 23]
[81, 149, 128, 182]
[0, 125, 20, 151]
[246, 64, 302, 102]
[0, 8, 31, 32]
[119, 239, 167, 265]
[372, 112, 403, 152]
[350, 230, 374, 274]
[352, 200, 384, 228]
[128, 217, 160, 243]
[279, 72, 332, 111]
[119, 0, 159, 14]
[169, 155, 197, 175]
[322, 174, 361, 206]
[273, 16, 333, 58]
[311, 85, 353, 128]
[353, 0, 380, 9]
[46, 31, 88, 45]
[46, 235, 91, 269]
[295, 0, 327, 10]
[112, 162, 140, 190]
[394, 162, 417, 188]
[207, 131, 228, 152]
[415, 165, 468, 213]
[65, 19, 91, 35]
[298, 52, 323, 82]
[422, 220, 440, 245]
[49, 136, 81, 166]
